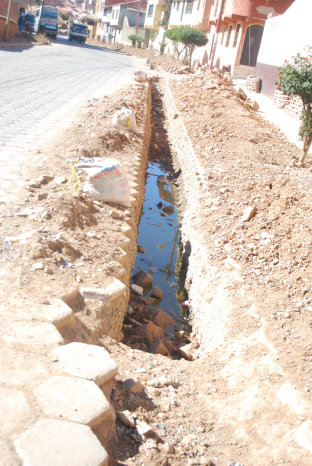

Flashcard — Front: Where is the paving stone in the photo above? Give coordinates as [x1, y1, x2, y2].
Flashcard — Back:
[81, 278, 126, 306]
[14, 419, 108, 466]
[293, 420, 312, 454]
[0, 387, 31, 435]
[30, 299, 75, 329]
[3, 321, 63, 348]
[0, 346, 49, 388]
[0, 439, 20, 466]
[34, 376, 112, 426]
[52, 342, 118, 385]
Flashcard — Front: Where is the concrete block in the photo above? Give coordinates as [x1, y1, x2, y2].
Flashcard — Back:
[0, 439, 20, 466]
[0, 387, 31, 435]
[121, 224, 134, 239]
[52, 342, 118, 386]
[35, 299, 75, 329]
[81, 278, 126, 306]
[293, 420, 312, 454]
[14, 419, 108, 466]
[4, 321, 63, 348]
[34, 376, 112, 427]
[131, 284, 143, 295]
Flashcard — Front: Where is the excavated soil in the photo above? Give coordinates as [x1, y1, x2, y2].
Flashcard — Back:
[2, 47, 312, 465]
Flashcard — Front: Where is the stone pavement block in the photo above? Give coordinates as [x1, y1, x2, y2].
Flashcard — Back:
[0, 346, 49, 388]
[14, 419, 108, 466]
[52, 342, 118, 386]
[81, 278, 126, 306]
[0, 387, 31, 436]
[34, 376, 112, 427]
[0, 439, 20, 466]
[35, 299, 76, 329]
[3, 321, 63, 348]
[293, 420, 312, 454]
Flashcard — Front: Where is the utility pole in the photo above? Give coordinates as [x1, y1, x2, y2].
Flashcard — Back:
[135, 0, 141, 35]
[4, 0, 13, 41]
[39, 0, 46, 33]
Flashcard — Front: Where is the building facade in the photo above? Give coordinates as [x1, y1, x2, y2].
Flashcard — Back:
[0, 0, 29, 39]
[205, 0, 294, 73]
[256, 0, 312, 97]
[95, 0, 146, 42]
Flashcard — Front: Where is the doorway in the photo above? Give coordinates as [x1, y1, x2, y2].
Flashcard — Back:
[240, 24, 264, 67]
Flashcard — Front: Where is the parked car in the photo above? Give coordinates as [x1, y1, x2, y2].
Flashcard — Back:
[24, 13, 35, 33]
[68, 23, 88, 43]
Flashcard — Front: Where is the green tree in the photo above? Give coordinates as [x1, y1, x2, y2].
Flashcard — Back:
[165, 28, 182, 59]
[178, 27, 208, 66]
[277, 47, 312, 164]
[165, 27, 207, 66]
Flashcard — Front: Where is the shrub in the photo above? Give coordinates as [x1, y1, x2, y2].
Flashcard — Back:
[165, 27, 207, 65]
[136, 36, 144, 47]
[165, 28, 182, 59]
[128, 34, 137, 46]
[148, 29, 158, 48]
[178, 27, 208, 66]
[276, 46, 312, 164]
[60, 13, 69, 21]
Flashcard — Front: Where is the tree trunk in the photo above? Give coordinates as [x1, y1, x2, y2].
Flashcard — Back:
[300, 133, 312, 164]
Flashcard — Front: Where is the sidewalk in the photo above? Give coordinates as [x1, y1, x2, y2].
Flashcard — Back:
[233, 78, 310, 154]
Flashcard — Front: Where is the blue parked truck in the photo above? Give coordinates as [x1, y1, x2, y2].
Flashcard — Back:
[68, 23, 88, 43]
[35, 5, 58, 39]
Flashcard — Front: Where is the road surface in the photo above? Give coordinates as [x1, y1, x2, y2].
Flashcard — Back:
[0, 39, 146, 201]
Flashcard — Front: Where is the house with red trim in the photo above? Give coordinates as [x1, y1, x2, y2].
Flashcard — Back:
[203, 0, 294, 74]
[0, 0, 29, 39]
[95, 0, 147, 43]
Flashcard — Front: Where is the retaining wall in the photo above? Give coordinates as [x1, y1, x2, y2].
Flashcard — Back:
[4, 81, 152, 465]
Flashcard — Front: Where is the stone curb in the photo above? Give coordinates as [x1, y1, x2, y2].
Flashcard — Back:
[7, 80, 152, 465]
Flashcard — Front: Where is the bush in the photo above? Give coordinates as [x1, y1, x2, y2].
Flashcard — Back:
[178, 27, 208, 65]
[60, 13, 69, 21]
[276, 46, 312, 164]
[136, 36, 144, 48]
[165, 27, 207, 65]
[165, 28, 182, 59]
[128, 34, 137, 46]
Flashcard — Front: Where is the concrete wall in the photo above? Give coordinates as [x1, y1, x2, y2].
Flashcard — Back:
[119, 15, 148, 45]
[256, 0, 312, 97]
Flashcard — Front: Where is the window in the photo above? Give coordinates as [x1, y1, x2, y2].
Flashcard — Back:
[147, 4, 154, 17]
[233, 23, 240, 47]
[214, 0, 219, 16]
[221, 26, 226, 45]
[225, 24, 232, 47]
[185, 0, 193, 13]
[209, 33, 215, 60]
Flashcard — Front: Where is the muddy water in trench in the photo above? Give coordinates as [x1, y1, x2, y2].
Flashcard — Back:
[130, 83, 189, 334]
[132, 162, 182, 329]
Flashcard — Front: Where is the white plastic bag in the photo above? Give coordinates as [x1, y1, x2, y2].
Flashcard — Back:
[112, 107, 139, 134]
[82, 158, 131, 207]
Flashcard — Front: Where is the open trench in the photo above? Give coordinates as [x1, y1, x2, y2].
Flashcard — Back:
[121, 81, 192, 359]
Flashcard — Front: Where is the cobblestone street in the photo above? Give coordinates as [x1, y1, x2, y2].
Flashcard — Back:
[0, 40, 145, 201]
